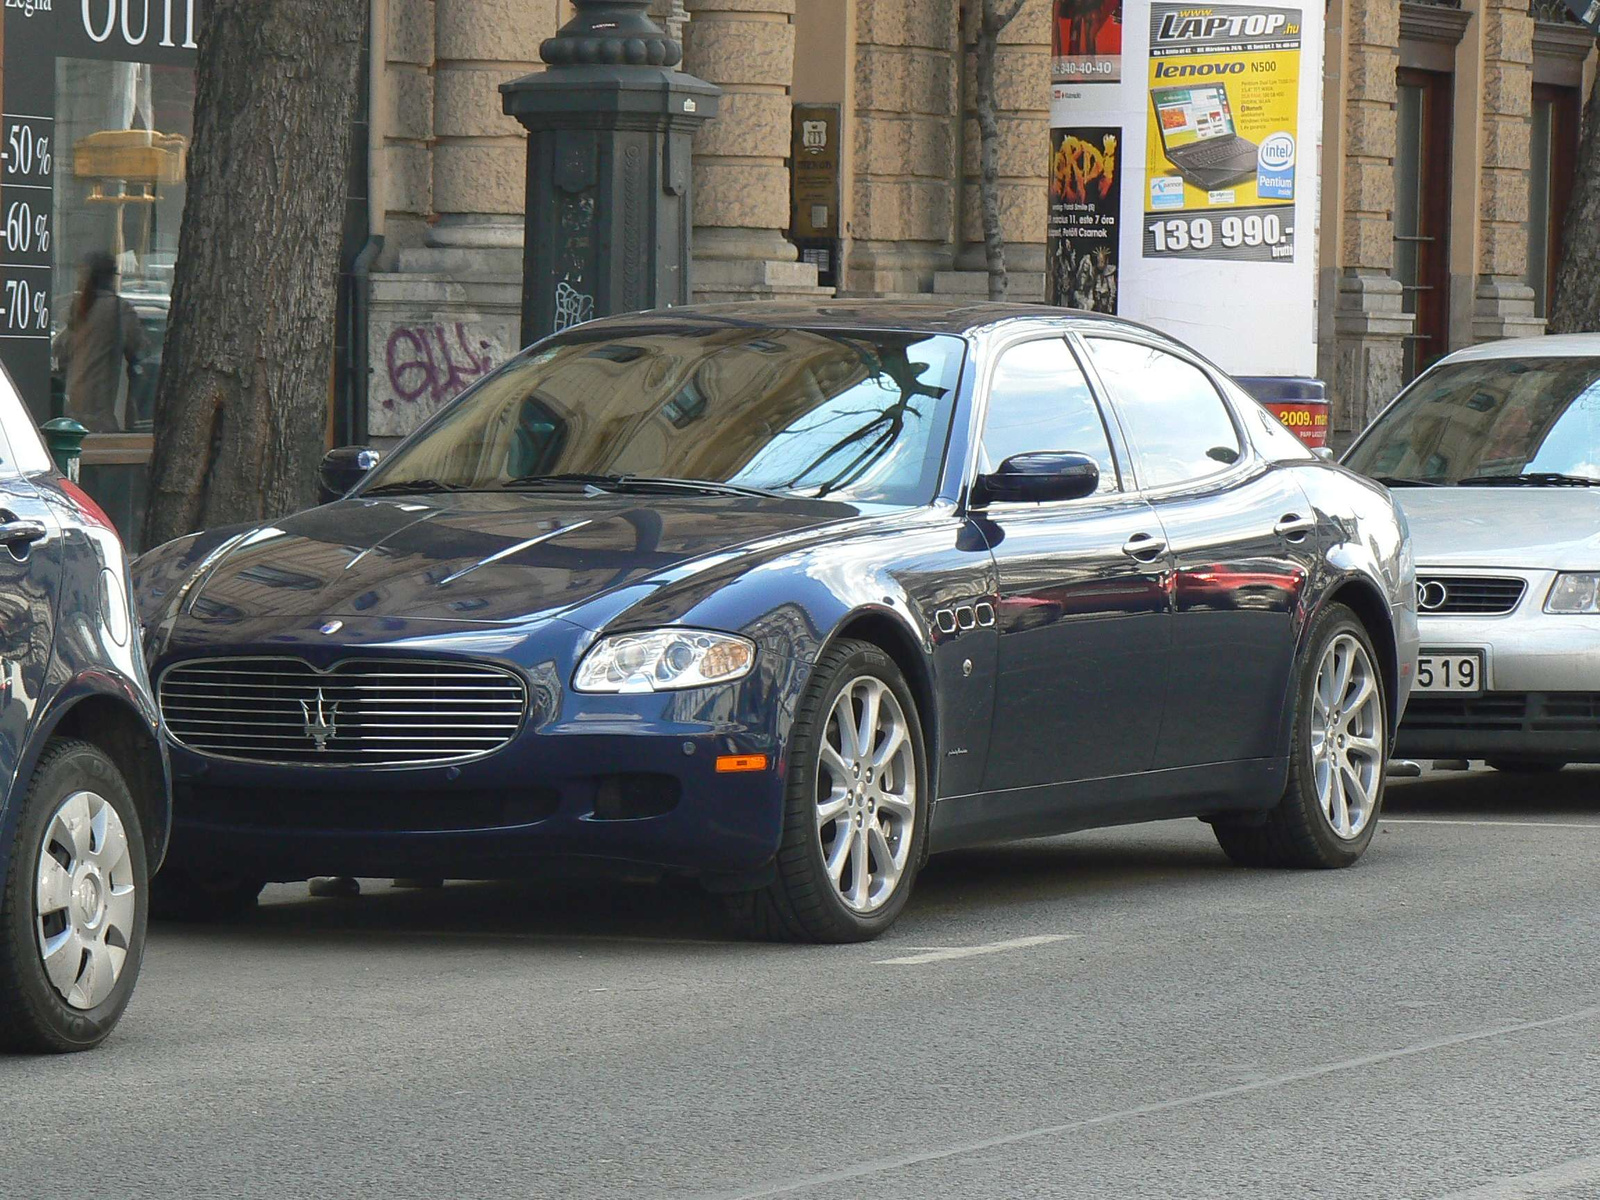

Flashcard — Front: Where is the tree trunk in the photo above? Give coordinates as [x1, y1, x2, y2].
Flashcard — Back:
[1549, 44, 1600, 335]
[142, 0, 364, 549]
[974, 0, 1028, 302]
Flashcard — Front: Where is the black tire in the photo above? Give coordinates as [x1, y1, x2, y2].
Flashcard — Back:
[723, 639, 930, 943]
[1487, 759, 1567, 775]
[1213, 604, 1388, 869]
[150, 865, 265, 923]
[0, 739, 148, 1054]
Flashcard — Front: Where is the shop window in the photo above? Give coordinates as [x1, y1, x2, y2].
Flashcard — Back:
[1394, 68, 1453, 383]
[1528, 84, 1581, 320]
[53, 59, 195, 436]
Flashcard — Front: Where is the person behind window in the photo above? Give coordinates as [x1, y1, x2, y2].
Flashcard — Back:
[53, 250, 145, 433]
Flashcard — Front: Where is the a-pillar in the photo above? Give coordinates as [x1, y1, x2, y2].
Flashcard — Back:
[683, 0, 827, 301]
[1317, 0, 1412, 441]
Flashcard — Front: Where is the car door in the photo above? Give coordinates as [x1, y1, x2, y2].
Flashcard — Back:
[1081, 334, 1317, 769]
[0, 374, 61, 797]
[974, 335, 1171, 793]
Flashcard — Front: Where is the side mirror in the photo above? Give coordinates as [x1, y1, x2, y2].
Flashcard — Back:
[1313, 446, 1335, 462]
[974, 451, 1100, 506]
[319, 446, 382, 503]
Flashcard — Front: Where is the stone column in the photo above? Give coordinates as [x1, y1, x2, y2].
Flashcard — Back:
[1472, 0, 1543, 342]
[366, 0, 557, 446]
[935, 0, 1050, 303]
[682, 0, 827, 300]
[1320, 0, 1412, 439]
[850, 0, 963, 295]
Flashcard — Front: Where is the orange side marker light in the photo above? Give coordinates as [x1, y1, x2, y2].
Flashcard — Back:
[716, 754, 769, 773]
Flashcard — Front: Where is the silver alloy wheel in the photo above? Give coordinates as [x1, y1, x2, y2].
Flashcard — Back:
[34, 790, 136, 1010]
[1310, 633, 1384, 841]
[815, 676, 917, 915]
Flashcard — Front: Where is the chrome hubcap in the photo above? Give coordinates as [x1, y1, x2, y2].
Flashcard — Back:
[1310, 634, 1384, 840]
[35, 791, 136, 1011]
[816, 676, 917, 915]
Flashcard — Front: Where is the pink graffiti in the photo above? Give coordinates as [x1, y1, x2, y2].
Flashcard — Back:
[384, 322, 496, 409]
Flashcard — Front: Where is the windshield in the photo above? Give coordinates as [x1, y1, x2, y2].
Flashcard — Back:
[360, 325, 967, 506]
[1346, 357, 1600, 485]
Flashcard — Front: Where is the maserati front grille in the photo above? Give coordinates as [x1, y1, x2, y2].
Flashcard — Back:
[158, 658, 528, 767]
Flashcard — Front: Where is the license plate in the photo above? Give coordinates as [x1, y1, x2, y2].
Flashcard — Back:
[1416, 651, 1484, 694]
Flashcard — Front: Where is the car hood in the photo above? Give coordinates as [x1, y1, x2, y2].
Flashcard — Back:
[173, 491, 867, 626]
[1394, 487, 1600, 570]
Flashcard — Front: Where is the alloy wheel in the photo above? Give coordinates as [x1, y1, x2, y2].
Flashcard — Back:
[34, 790, 136, 1010]
[1310, 634, 1384, 840]
[815, 676, 917, 915]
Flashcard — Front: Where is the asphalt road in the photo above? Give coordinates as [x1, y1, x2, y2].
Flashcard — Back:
[4, 765, 1600, 1200]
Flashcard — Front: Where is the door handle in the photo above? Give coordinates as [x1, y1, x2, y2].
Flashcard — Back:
[0, 519, 47, 551]
[1274, 514, 1317, 541]
[1122, 532, 1167, 562]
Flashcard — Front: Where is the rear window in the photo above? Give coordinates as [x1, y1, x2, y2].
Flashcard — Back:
[1346, 357, 1600, 484]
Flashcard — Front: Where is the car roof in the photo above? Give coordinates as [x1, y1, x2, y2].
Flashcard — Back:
[1437, 333, 1600, 365]
[559, 299, 1149, 340]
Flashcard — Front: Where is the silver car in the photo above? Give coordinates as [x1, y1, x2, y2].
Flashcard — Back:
[1344, 334, 1600, 773]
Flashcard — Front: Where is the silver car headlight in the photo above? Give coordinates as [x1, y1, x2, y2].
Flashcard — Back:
[1545, 573, 1600, 613]
[574, 629, 757, 694]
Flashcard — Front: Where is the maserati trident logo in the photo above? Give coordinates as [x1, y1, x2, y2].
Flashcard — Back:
[300, 688, 339, 751]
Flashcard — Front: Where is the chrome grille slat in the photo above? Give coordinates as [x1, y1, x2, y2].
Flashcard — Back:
[1415, 575, 1526, 616]
[158, 657, 528, 767]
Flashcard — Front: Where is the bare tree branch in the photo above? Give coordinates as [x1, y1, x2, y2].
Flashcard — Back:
[973, 0, 1031, 302]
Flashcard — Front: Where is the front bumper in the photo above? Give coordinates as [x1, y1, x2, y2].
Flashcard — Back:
[155, 617, 806, 882]
[1396, 568, 1600, 761]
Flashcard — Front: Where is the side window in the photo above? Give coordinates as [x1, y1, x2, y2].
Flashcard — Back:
[0, 368, 51, 476]
[981, 338, 1118, 493]
[1085, 338, 1242, 489]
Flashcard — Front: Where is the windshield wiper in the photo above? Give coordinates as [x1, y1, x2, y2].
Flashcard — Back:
[1370, 475, 1444, 488]
[501, 473, 787, 499]
[361, 478, 471, 496]
[1457, 472, 1600, 487]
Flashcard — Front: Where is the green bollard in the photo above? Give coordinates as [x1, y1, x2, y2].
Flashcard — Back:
[40, 417, 89, 482]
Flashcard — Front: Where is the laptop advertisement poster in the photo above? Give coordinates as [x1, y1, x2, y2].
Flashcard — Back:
[1142, 3, 1302, 263]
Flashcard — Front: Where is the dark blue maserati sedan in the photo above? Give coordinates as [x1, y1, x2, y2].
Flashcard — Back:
[0, 374, 168, 1052]
[132, 302, 1416, 942]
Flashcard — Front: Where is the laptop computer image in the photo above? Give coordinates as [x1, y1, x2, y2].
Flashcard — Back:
[1151, 84, 1261, 190]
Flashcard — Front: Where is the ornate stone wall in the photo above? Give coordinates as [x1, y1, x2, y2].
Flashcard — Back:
[1320, 0, 1410, 438]
[849, 0, 963, 295]
[682, 0, 825, 299]
[1472, 0, 1543, 342]
[937, 0, 1050, 301]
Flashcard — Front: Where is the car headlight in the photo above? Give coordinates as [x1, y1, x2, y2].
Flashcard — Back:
[1546, 573, 1600, 613]
[574, 629, 757, 693]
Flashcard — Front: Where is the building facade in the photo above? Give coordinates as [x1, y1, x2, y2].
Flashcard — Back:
[0, 0, 1592, 546]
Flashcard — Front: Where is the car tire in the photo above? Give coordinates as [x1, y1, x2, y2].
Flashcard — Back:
[0, 739, 148, 1054]
[724, 639, 930, 943]
[150, 865, 265, 923]
[1213, 603, 1388, 870]
[1486, 759, 1567, 775]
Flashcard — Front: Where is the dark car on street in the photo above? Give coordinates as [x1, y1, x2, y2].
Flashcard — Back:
[133, 302, 1416, 942]
[0, 372, 169, 1052]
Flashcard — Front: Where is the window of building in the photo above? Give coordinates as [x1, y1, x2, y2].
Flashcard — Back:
[1395, 68, 1454, 383]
